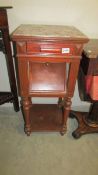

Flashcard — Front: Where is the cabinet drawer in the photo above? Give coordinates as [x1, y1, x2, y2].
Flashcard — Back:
[27, 42, 41, 53]
[26, 42, 76, 55]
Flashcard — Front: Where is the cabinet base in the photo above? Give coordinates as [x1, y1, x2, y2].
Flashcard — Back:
[25, 104, 66, 135]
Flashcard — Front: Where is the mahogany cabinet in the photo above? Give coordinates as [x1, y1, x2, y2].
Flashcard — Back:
[0, 6, 19, 111]
[11, 24, 88, 135]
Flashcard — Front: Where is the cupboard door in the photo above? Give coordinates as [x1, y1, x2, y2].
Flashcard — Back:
[29, 61, 66, 92]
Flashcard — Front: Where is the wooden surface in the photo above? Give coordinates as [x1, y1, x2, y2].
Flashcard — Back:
[84, 39, 98, 58]
[12, 24, 88, 135]
[30, 104, 62, 132]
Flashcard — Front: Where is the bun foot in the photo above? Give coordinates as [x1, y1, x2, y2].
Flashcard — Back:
[26, 132, 30, 136]
[24, 127, 31, 136]
[72, 131, 82, 139]
[60, 126, 67, 136]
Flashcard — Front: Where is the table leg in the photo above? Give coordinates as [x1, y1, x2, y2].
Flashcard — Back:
[22, 97, 32, 136]
[2, 28, 19, 111]
[60, 96, 72, 135]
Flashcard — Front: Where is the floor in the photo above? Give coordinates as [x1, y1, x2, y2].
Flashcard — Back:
[0, 106, 98, 175]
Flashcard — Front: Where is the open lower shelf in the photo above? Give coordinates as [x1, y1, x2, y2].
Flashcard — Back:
[30, 104, 63, 132]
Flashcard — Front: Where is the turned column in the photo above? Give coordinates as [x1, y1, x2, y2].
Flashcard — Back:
[61, 96, 72, 135]
[22, 97, 32, 136]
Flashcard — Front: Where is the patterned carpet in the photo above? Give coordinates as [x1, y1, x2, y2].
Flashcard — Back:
[0, 107, 98, 175]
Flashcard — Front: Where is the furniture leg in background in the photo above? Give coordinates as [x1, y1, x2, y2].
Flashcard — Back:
[0, 6, 19, 111]
[70, 39, 98, 138]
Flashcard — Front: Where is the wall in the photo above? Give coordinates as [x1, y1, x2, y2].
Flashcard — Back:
[0, 0, 98, 108]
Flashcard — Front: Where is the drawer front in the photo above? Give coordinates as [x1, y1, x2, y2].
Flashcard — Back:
[26, 42, 76, 55]
[27, 42, 41, 53]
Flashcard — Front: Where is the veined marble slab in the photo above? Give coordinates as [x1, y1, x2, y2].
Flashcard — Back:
[12, 24, 88, 40]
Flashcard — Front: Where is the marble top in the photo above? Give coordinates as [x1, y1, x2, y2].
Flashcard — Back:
[84, 39, 98, 58]
[12, 24, 88, 40]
